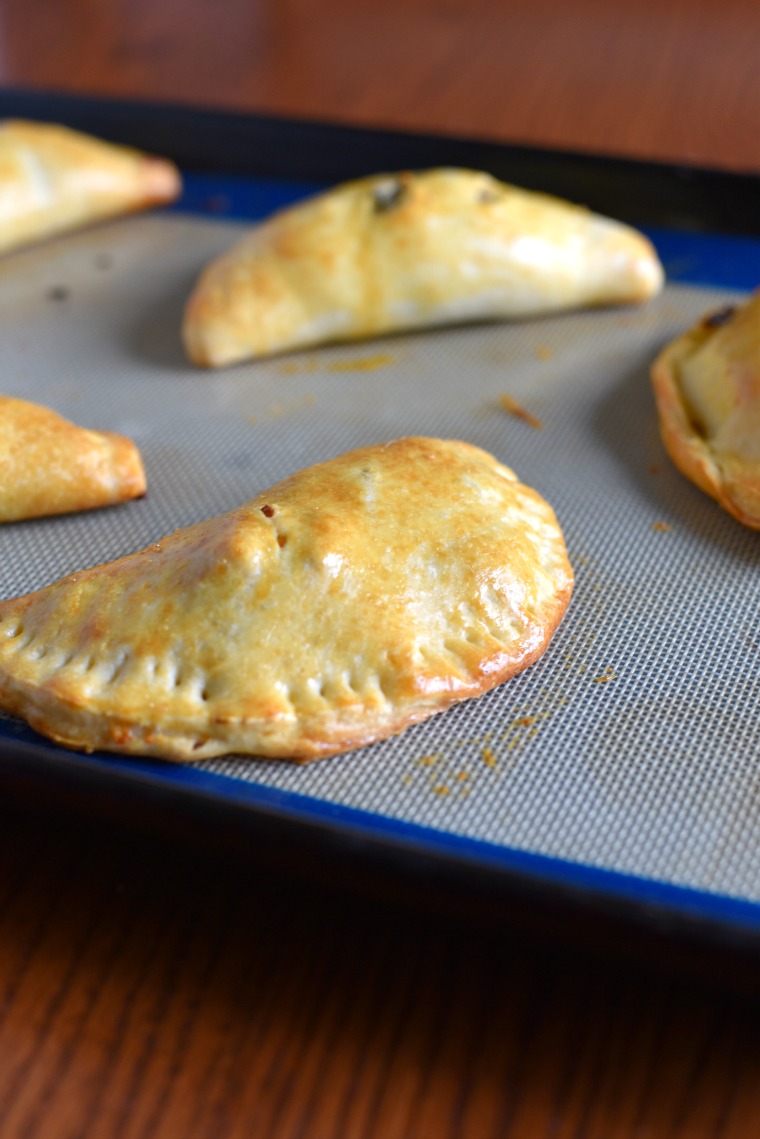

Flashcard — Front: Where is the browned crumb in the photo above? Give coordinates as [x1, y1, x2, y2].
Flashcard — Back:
[203, 194, 230, 214]
[594, 668, 618, 684]
[498, 393, 543, 429]
[652, 521, 672, 532]
[262, 394, 316, 420]
[535, 345, 553, 361]
[46, 285, 70, 302]
[278, 358, 320, 375]
[482, 746, 498, 768]
[328, 352, 396, 372]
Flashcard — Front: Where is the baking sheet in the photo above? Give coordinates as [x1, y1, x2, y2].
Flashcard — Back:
[2, 202, 760, 924]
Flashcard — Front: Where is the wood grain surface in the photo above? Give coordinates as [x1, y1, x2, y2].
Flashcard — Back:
[1, 0, 760, 173]
[0, 800, 758, 1139]
[1, 1, 760, 1136]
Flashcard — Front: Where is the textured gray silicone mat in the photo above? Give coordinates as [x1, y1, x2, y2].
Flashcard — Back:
[1, 213, 758, 903]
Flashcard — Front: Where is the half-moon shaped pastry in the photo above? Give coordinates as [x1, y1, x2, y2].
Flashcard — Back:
[0, 437, 573, 762]
[0, 396, 146, 522]
[651, 291, 760, 528]
[183, 167, 664, 367]
[0, 119, 181, 255]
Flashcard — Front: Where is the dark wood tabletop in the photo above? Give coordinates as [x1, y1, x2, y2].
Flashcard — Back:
[1, 1, 760, 1136]
[2, 0, 760, 175]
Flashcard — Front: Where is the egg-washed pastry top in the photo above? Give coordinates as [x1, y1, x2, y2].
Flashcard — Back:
[0, 119, 181, 255]
[183, 167, 664, 367]
[651, 290, 760, 528]
[0, 437, 573, 762]
[0, 396, 146, 522]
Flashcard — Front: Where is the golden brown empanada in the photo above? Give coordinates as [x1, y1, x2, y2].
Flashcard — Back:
[183, 167, 663, 367]
[0, 119, 181, 255]
[0, 396, 146, 522]
[651, 291, 760, 528]
[0, 437, 573, 762]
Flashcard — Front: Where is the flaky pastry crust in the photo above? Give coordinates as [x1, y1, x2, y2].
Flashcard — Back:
[0, 396, 146, 522]
[183, 167, 663, 367]
[0, 438, 573, 762]
[0, 119, 181, 255]
[651, 292, 760, 528]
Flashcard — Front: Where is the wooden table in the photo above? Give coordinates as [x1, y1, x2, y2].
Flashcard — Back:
[1, 1, 760, 1135]
[2, 0, 760, 175]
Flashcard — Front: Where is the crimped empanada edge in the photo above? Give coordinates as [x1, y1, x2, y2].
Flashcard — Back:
[0, 570, 572, 764]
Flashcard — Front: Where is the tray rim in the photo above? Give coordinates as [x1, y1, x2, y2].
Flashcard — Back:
[3, 730, 760, 940]
[2, 86, 760, 947]
[2, 85, 760, 236]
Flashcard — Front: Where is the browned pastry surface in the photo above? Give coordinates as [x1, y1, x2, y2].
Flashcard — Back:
[0, 119, 181, 254]
[651, 291, 760, 528]
[0, 437, 573, 761]
[0, 395, 146, 522]
[184, 167, 663, 367]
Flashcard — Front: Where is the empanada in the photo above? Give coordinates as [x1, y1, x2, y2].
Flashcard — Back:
[651, 291, 760, 528]
[0, 437, 573, 762]
[183, 167, 663, 367]
[0, 396, 146, 522]
[0, 120, 181, 255]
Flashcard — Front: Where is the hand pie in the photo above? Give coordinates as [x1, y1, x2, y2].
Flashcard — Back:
[651, 291, 760, 528]
[0, 396, 146, 522]
[0, 437, 573, 762]
[0, 119, 181, 255]
[183, 167, 663, 367]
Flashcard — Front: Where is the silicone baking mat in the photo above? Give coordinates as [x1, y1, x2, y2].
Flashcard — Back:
[2, 161, 760, 932]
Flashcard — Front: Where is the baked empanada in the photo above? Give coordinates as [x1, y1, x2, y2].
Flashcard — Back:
[0, 120, 181, 255]
[651, 291, 760, 528]
[0, 437, 573, 762]
[0, 396, 146, 522]
[183, 167, 663, 367]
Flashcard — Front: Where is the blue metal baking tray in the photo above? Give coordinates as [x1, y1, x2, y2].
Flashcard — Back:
[1, 91, 760, 943]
